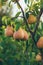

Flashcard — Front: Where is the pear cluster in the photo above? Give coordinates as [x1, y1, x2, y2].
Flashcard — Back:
[5, 26, 29, 40]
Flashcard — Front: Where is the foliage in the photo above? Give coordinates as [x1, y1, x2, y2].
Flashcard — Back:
[0, 0, 43, 65]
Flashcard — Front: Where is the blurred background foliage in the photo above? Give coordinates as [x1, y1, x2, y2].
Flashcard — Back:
[0, 0, 43, 65]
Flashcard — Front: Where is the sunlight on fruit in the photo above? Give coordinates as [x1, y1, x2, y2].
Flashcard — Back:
[36, 54, 42, 61]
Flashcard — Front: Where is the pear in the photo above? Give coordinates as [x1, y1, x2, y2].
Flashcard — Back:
[37, 37, 43, 48]
[5, 25, 13, 36]
[13, 28, 24, 39]
[36, 54, 42, 61]
[28, 15, 37, 24]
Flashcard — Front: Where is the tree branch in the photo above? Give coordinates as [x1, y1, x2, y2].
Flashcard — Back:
[16, 0, 33, 33]
[16, 0, 36, 43]
[33, 8, 43, 36]
[16, 1, 43, 64]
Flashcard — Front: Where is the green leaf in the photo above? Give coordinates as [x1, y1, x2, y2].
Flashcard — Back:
[41, 0, 43, 8]
[15, 12, 21, 18]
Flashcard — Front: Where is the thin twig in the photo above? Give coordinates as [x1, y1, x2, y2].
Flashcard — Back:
[11, 16, 24, 20]
[33, 8, 43, 36]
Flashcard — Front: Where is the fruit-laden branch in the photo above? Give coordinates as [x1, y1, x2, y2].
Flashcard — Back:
[16, 1, 43, 64]
[16, 0, 32, 33]
[33, 8, 43, 36]
[34, 8, 43, 65]
[16, 0, 36, 43]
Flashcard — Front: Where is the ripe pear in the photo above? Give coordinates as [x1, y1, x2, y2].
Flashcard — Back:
[5, 25, 13, 36]
[13, 28, 24, 39]
[36, 54, 42, 61]
[13, 28, 29, 40]
[28, 15, 37, 24]
[23, 30, 29, 40]
[37, 37, 43, 48]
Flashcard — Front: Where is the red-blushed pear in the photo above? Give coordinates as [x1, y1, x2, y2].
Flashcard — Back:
[13, 28, 24, 39]
[37, 37, 43, 48]
[5, 25, 13, 36]
[36, 54, 42, 61]
[28, 15, 37, 24]
[23, 30, 29, 40]
[13, 28, 29, 40]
